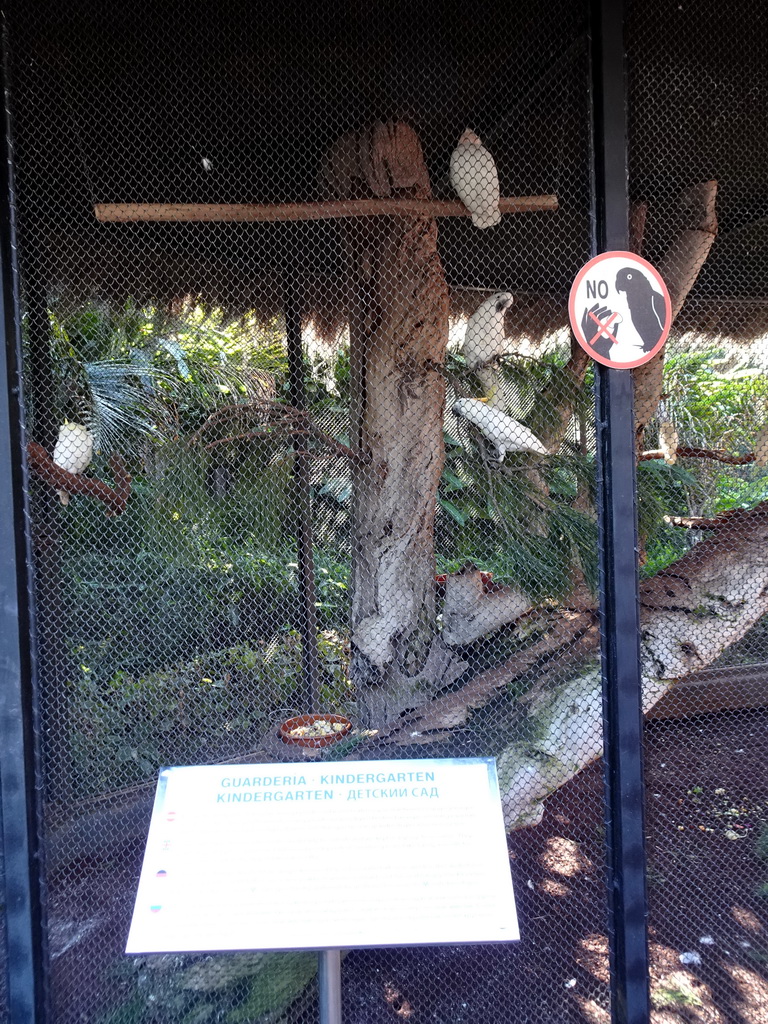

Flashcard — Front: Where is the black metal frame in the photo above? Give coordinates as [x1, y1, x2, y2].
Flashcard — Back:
[590, 0, 651, 1021]
[0, 3, 651, 1021]
[0, 15, 48, 1023]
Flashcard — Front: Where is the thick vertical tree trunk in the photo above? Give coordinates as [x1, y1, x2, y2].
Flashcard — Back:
[324, 123, 463, 726]
[633, 180, 719, 436]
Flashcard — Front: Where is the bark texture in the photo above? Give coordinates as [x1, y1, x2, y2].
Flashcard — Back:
[372, 506, 768, 828]
[324, 123, 459, 725]
[442, 567, 532, 646]
[497, 505, 768, 828]
[633, 180, 719, 436]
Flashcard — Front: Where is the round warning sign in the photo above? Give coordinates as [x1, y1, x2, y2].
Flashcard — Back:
[569, 251, 672, 369]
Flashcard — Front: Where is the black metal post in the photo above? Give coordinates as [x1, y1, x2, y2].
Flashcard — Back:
[589, 1, 651, 1023]
[0, 16, 48, 1022]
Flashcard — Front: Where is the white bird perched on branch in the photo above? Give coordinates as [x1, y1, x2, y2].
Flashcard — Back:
[463, 292, 514, 371]
[453, 398, 548, 461]
[449, 129, 501, 229]
[463, 291, 514, 408]
[658, 420, 679, 466]
[53, 421, 94, 504]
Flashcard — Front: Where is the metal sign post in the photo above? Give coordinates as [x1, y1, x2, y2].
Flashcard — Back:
[318, 949, 342, 1024]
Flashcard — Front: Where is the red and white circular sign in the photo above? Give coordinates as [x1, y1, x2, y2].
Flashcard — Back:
[568, 251, 672, 369]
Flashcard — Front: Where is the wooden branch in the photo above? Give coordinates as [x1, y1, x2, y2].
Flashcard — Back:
[189, 398, 368, 463]
[634, 180, 719, 437]
[640, 446, 756, 465]
[629, 200, 649, 255]
[441, 567, 531, 646]
[646, 663, 768, 719]
[375, 610, 598, 742]
[27, 441, 131, 515]
[664, 504, 768, 530]
[94, 196, 559, 223]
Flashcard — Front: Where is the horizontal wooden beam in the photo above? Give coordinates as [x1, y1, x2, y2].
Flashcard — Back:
[94, 195, 559, 223]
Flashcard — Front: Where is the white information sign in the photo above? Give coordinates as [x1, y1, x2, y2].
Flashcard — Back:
[126, 757, 519, 953]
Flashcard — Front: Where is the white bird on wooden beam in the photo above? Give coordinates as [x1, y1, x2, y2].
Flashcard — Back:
[462, 291, 514, 408]
[449, 129, 502, 229]
[452, 398, 548, 461]
[53, 420, 94, 504]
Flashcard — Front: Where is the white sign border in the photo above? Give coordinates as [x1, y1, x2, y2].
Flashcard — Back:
[126, 757, 520, 955]
[568, 250, 671, 369]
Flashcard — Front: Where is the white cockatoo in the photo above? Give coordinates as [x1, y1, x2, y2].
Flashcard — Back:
[658, 420, 679, 466]
[449, 129, 501, 229]
[754, 425, 768, 468]
[52, 421, 93, 504]
[463, 291, 514, 408]
[453, 398, 548, 461]
[463, 292, 514, 372]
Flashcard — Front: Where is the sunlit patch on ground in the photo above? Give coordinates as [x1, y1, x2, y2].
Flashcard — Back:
[540, 836, 593, 877]
[575, 933, 610, 984]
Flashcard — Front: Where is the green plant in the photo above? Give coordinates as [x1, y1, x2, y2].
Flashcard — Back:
[70, 629, 352, 797]
[651, 984, 703, 1009]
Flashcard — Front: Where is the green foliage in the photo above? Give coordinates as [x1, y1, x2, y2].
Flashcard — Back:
[641, 346, 768, 574]
[39, 303, 768, 806]
[101, 951, 317, 1024]
[437, 437, 597, 600]
[710, 469, 768, 515]
[71, 629, 352, 796]
[638, 459, 701, 576]
[664, 347, 768, 449]
[45, 300, 286, 457]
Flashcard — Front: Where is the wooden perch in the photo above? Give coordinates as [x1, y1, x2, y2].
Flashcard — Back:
[93, 196, 558, 223]
[639, 445, 756, 465]
[27, 441, 131, 515]
[188, 398, 368, 464]
[664, 505, 768, 530]
[376, 609, 599, 742]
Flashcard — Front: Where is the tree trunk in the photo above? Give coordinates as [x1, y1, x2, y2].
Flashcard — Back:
[633, 180, 719, 436]
[497, 504, 768, 828]
[323, 123, 463, 726]
[373, 504, 768, 828]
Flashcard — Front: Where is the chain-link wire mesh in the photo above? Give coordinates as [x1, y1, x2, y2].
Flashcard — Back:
[5, 0, 764, 1021]
[627, 0, 768, 1020]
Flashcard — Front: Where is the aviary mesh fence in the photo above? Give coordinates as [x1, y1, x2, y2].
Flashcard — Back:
[628, 1, 768, 1020]
[3, 0, 767, 1022]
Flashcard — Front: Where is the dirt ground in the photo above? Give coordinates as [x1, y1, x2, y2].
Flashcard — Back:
[342, 708, 768, 1024]
[47, 708, 768, 1023]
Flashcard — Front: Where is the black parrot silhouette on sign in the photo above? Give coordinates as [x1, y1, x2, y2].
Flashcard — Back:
[615, 267, 667, 352]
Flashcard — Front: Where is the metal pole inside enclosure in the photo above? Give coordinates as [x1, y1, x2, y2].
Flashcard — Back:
[0, 17, 48, 1023]
[590, 1, 651, 1022]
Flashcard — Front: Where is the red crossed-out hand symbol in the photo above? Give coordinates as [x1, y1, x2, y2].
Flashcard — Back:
[581, 303, 623, 351]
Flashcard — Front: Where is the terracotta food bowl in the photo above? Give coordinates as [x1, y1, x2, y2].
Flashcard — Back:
[280, 713, 352, 748]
